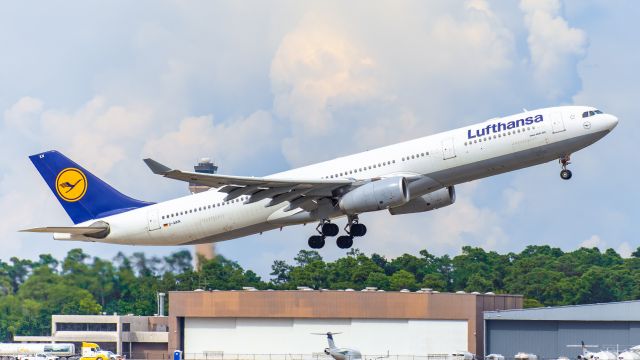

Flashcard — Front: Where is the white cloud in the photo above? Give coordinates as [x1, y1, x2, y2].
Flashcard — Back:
[271, 16, 378, 135]
[3, 96, 43, 137]
[142, 110, 276, 171]
[270, 1, 518, 167]
[502, 188, 525, 214]
[618, 242, 633, 258]
[580, 234, 603, 248]
[520, 0, 587, 100]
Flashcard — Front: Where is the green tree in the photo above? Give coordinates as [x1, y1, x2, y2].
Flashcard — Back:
[294, 250, 322, 266]
[365, 272, 390, 289]
[270, 260, 293, 286]
[389, 270, 417, 290]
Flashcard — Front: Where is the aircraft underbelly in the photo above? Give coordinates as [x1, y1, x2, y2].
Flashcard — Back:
[429, 131, 607, 186]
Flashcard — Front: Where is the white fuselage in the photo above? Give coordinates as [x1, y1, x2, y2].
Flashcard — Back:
[56, 106, 618, 245]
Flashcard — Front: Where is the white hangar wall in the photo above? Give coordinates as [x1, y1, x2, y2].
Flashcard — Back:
[184, 318, 467, 355]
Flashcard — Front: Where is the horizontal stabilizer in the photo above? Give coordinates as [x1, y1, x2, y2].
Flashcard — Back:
[20, 226, 108, 235]
[21, 221, 110, 239]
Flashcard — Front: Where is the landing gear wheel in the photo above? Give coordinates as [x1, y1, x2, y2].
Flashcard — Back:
[560, 169, 572, 180]
[350, 223, 367, 237]
[336, 235, 354, 249]
[320, 222, 339, 237]
[308, 235, 326, 249]
[559, 154, 572, 180]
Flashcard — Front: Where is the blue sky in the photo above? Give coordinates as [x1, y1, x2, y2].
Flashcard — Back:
[1, 0, 637, 279]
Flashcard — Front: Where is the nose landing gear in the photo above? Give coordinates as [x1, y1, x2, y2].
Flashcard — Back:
[559, 154, 572, 180]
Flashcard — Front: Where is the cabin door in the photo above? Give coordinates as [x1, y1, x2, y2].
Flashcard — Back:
[442, 137, 456, 160]
[148, 210, 160, 231]
[550, 112, 566, 133]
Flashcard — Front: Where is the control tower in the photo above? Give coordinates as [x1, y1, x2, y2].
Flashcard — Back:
[190, 158, 218, 265]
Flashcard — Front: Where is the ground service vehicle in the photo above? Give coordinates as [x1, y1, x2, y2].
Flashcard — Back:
[79, 343, 121, 360]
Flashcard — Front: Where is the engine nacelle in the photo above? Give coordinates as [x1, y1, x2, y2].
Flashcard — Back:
[389, 186, 455, 215]
[339, 177, 410, 214]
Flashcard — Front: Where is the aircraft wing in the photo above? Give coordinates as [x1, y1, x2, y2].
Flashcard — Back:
[143, 158, 354, 210]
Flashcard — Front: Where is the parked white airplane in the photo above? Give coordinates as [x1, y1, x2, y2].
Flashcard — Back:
[312, 332, 362, 360]
[22, 106, 618, 249]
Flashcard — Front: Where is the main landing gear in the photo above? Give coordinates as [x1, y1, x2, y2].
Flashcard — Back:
[559, 154, 573, 180]
[307, 217, 368, 249]
[307, 220, 338, 249]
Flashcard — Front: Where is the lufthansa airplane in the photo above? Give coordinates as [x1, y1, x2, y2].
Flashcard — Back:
[23, 106, 618, 249]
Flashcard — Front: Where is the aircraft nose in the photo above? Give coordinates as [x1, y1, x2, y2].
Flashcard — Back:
[606, 114, 619, 131]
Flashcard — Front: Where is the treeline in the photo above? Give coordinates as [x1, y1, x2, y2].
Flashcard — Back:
[2, 245, 640, 341]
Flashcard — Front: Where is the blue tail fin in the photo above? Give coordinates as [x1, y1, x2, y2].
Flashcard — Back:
[29, 150, 154, 224]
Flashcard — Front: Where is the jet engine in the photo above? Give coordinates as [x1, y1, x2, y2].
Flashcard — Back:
[389, 186, 455, 215]
[339, 177, 410, 214]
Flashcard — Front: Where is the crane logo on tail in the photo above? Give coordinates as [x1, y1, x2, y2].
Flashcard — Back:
[56, 168, 87, 202]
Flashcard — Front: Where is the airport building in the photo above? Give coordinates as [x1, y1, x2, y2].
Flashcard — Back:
[168, 290, 522, 357]
[485, 300, 640, 359]
[14, 314, 169, 359]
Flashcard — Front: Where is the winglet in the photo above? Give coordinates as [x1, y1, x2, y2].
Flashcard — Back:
[143, 158, 172, 175]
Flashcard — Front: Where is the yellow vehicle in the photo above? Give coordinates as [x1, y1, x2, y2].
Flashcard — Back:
[80, 343, 121, 360]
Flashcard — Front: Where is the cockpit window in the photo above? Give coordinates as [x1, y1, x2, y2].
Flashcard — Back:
[582, 109, 604, 118]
